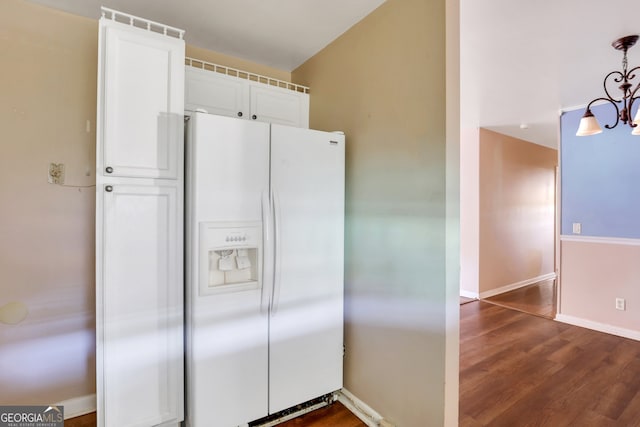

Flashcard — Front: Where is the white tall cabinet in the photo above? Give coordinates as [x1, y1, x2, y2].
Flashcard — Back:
[96, 9, 185, 427]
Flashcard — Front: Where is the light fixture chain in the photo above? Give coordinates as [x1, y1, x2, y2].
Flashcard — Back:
[623, 49, 629, 78]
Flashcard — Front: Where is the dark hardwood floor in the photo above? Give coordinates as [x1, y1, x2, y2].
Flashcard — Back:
[460, 301, 640, 426]
[278, 402, 365, 427]
[65, 411, 95, 427]
[483, 279, 556, 319]
[65, 402, 363, 427]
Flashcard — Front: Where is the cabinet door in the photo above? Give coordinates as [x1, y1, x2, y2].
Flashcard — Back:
[185, 67, 249, 119]
[250, 83, 309, 128]
[99, 20, 184, 179]
[97, 182, 183, 427]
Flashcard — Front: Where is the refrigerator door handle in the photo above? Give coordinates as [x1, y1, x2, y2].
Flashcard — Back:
[270, 189, 282, 316]
[260, 190, 273, 315]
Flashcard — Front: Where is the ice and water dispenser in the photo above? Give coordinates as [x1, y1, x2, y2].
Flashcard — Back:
[198, 222, 262, 295]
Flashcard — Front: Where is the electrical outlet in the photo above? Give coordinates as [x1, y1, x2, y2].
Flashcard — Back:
[615, 298, 626, 311]
[48, 163, 65, 185]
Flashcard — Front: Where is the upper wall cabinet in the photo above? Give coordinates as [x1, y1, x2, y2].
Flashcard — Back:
[98, 17, 185, 179]
[185, 67, 248, 119]
[185, 63, 310, 128]
[249, 84, 308, 128]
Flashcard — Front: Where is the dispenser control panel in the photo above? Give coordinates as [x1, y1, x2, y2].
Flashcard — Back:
[198, 221, 262, 295]
[225, 233, 248, 243]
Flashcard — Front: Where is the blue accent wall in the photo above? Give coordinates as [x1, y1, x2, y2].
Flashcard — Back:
[561, 103, 640, 238]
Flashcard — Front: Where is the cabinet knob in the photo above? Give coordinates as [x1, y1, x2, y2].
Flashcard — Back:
[105, 166, 113, 174]
[105, 185, 113, 192]
[237, 112, 243, 117]
[252, 115, 257, 120]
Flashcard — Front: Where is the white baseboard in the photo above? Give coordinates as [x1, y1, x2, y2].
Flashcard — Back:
[338, 389, 394, 427]
[479, 272, 556, 299]
[555, 314, 640, 342]
[55, 394, 96, 419]
[460, 289, 478, 299]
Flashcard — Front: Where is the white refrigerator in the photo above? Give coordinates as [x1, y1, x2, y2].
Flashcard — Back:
[185, 112, 344, 427]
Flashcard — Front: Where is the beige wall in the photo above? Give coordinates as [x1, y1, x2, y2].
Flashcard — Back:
[0, 0, 97, 404]
[293, 0, 448, 425]
[559, 240, 640, 335]
[1, 0, 292, 407]
[186, 45, 291, 82]
[478, 129, 557, 294]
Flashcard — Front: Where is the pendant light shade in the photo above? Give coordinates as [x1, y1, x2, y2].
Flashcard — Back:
[576, 109, 603, 136]
[632, 108, 640, 135]
[577, 35, 640, 136]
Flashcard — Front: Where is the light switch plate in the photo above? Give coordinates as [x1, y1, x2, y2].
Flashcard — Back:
[572, 222, 581, 234]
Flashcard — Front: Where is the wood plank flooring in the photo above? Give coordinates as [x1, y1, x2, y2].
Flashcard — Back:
[64, 412, 95, 427]
[483, 279, 556, 319]
[460, 301, 640, 426]
[65, 402, 363, 427]
[278, 402, 365, 427]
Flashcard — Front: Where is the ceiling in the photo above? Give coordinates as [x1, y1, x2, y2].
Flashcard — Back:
[26, 0, 640, 149]
[461, 0, 640, 148]
[25, 0, 386, 72]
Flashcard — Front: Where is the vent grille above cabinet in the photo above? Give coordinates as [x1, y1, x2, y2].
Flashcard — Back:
[186, 57, 310, 94]
[101, 7, 185, 39]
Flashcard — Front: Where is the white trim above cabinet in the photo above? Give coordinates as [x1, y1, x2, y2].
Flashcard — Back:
[185, 63, 310, 128]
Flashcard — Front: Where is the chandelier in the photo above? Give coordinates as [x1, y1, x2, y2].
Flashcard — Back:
[576, 35, 640, 136]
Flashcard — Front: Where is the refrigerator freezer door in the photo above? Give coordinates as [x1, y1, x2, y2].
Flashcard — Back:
[268, 125, 345, 413]
[189, 289, 268, 427]
[188, 113, 270, 222]
[186, 113, 270, 427]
